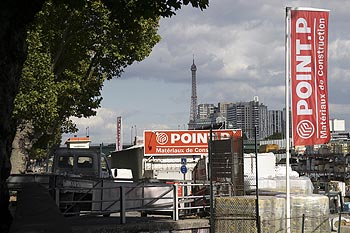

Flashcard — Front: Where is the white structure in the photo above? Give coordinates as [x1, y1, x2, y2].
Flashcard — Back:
[65, 137, 91, 149]
[330, 119, 345, 132]
[244, 152, 276, 178]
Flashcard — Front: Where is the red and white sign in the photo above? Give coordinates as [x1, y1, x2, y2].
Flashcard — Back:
[65, 137, 91, 149]
[290, 8, 330, 146]
[144, 129, 242, 155]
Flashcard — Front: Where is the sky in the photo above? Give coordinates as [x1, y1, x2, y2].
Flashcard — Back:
[62, 0, 350, 145]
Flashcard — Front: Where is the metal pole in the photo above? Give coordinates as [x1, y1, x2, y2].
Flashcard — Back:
[183, 173, 187, 210]
[55, 187, 60, 207]
[131, 126, 133, 145]
[285, 7, 291, 233]
[338, 212, 342, 233]
[255, 126, 261, 233]
[339, 192, 344, 212]
[120, 186, 126, 224]
[301, 214, 305, 233]
[209, 125, 214, 233]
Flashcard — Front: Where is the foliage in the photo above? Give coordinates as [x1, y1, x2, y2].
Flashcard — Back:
[100, 0, 208, 19]
[13, 0, 208, 158]
[14, 29, 57, 130]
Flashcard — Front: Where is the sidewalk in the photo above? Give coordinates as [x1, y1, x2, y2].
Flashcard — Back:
[10, 183, 71, 233]
[9, 182, 209, 233]
[68, 214, 209, 233]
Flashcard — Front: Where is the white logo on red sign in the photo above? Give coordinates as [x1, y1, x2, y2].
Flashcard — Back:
[156, 132, 168, 145]
[297, 120, 314, 139]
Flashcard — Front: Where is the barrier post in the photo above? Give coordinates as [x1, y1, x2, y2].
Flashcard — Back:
[55, 187, 60, 206]
[338, 212, 342, 233]
[301, 214, 305, 233]
[120, 186, 126, 224]
[173, 184, 179, 220]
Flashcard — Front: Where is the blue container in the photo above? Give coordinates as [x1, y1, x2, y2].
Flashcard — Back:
[343, 202, 350, 212]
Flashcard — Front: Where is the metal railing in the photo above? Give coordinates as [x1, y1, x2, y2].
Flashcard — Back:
[52, 176, 233, 223]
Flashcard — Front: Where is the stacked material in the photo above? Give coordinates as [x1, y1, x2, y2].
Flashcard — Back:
[258, 176, 314, 195]
[214, 196, 285, 233]
[288, 194, 330, 232]
[214, 194, 330, 233]
[246, 176, 314, 195]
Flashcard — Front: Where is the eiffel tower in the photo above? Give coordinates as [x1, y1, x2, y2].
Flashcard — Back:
[188, 57, 197, 129]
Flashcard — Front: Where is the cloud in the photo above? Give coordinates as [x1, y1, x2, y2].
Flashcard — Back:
[63, 108, 117, 143]
[63, 1, 350, 145]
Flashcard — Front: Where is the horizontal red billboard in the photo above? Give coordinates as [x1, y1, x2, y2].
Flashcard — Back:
[144, 129, 242, 155]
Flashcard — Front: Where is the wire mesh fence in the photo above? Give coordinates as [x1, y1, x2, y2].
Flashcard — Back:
[210, 135, 332, 233]
[214, 196, 257, 232]
[213, 195, 331, 233]
[211, 137, 261, 232]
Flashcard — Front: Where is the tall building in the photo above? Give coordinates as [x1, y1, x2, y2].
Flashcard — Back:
[259, 101, 268, 139]
[188, 58, 198, 129]
[198, 103, 215, 120]
[267, 110, 284, 137]
[192, 105, 213, 129]
[226, 96, 268, 139]
[249, 96, 261, 139]
[226, 103, 237, 129]
[218, 102, 232, 119]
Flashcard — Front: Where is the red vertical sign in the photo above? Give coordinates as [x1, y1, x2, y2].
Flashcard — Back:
[290, 8, 330, 146]
[116, 116, 122, 151]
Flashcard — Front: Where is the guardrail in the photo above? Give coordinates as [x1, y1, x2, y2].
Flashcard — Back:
[52, 177, 233, 223]
[7, 174, 233, 223]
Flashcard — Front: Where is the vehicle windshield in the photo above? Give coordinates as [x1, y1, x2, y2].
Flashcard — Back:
[58, 156, 74, 168]
[77, 156, 93, 168]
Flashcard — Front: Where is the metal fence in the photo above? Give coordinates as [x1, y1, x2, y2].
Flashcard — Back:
[8, 174, 337, 232]
[8, 130, 339, 233]
[210, 147, 259, 232]
[50, 176, 234, 222]
[208, 132, 332, 233]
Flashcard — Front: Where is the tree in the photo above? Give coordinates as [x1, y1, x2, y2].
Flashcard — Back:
[0, 1, 46, 231]
[0, 0, 208, 231]
[11, 27, 57, 173]
[11, 0, 162, 171]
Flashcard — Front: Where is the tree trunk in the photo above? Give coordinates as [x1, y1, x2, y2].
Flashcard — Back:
[10, 123, 36, 174]
[0, 1, 44, 232]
